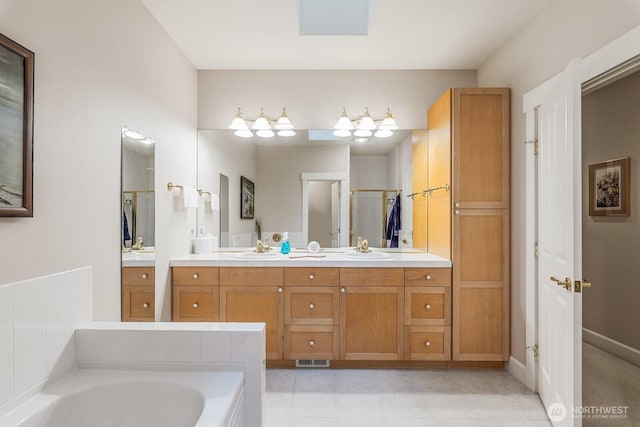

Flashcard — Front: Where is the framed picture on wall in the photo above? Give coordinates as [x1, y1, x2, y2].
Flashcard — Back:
[588, 157, 630, 216]
[240, 175, 254, 219]
[0, 33, 34, 217]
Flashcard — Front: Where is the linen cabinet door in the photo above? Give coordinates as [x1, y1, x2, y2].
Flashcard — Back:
[220, 285, 284, 360]
[452, 209, 509, 361]
[452, 88, 510, 210]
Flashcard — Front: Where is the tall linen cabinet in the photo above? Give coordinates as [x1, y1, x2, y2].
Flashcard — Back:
[415, 88, 510, 362]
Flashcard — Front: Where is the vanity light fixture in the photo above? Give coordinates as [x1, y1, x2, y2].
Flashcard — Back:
[333, 107, 399, 139]
[228, 107, 296, 138]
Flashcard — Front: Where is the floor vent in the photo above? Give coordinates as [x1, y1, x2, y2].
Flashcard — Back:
[296, 359, 330, 368]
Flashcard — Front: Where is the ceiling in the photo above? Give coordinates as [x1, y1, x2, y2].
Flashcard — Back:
[140, 0, 551, 70]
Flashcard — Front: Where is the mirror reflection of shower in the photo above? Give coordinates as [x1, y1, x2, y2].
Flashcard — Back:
[350, 189, 400, 248]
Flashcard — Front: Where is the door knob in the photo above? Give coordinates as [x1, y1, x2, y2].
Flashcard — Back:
[550, 276, 572, 291]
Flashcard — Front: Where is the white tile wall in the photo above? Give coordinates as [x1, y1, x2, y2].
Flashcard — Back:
[0, 267, 93, 413]
[75, 323, 266, 426]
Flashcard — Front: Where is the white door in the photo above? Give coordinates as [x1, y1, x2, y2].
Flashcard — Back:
[536, 59, 583, 426]
[330, 181, 340, 248]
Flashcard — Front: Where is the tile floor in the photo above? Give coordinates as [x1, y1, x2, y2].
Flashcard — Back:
[583, 342, 640, 426]
[264, 367, 551, 426]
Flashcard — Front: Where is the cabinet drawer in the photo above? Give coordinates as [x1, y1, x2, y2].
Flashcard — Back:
[284, 287, 338, 325]
[122, 286, 154, 321]
[220, 267, 283, 286]
[285, 325, 339, 360]
[405, 287, 451, 326]
[172, 285, 218, 321]
[339, 268, 404, 287]
[405, 268, 451, 287]
[404, 326, 451, 360]
[284, 268, 339, 286]
[172, 267, 219, 286]
[122, 267, 154, 286]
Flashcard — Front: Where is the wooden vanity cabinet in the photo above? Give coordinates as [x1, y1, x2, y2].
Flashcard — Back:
[122, 267, 154, 321]
[220, 267, 284, 360]
[172, 267, 219, 321]
[339, 268, 404, 360]
[283, 268, 340, 360]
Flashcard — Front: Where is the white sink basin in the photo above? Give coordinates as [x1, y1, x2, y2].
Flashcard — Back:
[231, 252, 280, 260]
[341, 251, 393, 260]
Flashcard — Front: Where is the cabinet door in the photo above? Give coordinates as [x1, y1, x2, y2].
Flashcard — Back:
[411, 130, 428, 248]
[452, 208, 509, 361]
[405, 286, 451, 326]
[452, 88, 510, 209]
[220, 285, 284, 360]
[339, 286, 404, 360]
[172, 285, 219, 321]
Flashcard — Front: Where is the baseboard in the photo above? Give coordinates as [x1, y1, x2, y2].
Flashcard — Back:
[506, 356, 527, 385]
[583, 328, 640, 368]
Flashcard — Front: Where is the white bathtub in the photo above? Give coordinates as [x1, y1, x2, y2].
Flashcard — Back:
[0, 368, 244, 427]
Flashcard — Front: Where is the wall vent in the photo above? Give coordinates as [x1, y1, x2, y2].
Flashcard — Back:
[296, 359, 330, 368]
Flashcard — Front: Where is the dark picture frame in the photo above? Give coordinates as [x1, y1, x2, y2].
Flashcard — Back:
[0, 33, 34, 217]
[588, 157, 630, 217]
[240, 175, 254, 219]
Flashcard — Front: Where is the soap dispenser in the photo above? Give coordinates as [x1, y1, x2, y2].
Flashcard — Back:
[280, 232, 291, 254]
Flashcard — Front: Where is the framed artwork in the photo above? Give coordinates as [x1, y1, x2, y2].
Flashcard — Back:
[0, 33, 34, 217]
[240, 175, 254, 219]
[588, 157, 630, 216]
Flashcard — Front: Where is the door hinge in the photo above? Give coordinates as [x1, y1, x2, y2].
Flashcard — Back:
[534, 243, 539, 257]
[525, 139, 539, 155]
[526, 344, 540, 362]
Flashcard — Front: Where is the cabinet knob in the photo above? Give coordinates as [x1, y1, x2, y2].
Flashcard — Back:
[455, 203, 460, 208]
[309, 340, 315, 347]
[193, 273, 199, 279]
[425, 304, 431, 310]
[142, 273, 148, 279]
[143, 303, 149, 308]
[309, 274, 315, 280]
[193, 303, 199, 308]
[278, 287, 283, 293]
[340, 288, 346, 293]
[455, 210, 460, 215]
[309, 303, 315, 309]
[425, 341, 431, 347]
[425, 274, 431, 280]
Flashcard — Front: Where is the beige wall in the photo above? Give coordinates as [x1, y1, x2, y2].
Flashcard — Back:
[478, 0, 640, 363]
[582, 71, 640, 351]
[0, 0, 198, 320]
[198, 70, 476, 130]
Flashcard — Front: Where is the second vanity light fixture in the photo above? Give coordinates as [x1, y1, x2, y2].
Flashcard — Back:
[228, 107, 296, 138]
[333, 107, 399, 140]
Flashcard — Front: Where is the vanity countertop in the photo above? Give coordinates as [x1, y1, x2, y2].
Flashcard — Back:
[170, 248, 451, 268]
[122, 252, 155, 267]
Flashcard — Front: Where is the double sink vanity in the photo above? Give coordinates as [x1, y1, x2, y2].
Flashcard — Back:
[168, 247, 456, 366]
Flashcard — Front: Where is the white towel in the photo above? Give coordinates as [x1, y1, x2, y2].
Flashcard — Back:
[211, 193, 220, 210]
[184, 186, 199, 209]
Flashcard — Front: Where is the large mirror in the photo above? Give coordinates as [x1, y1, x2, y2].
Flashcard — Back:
[197, 129, 415, 250]
[121, 127, 155, 263]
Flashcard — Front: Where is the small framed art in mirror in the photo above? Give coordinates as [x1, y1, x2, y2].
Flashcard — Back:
[0, 33, 34, 217]
[240, 175, 254, 219]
